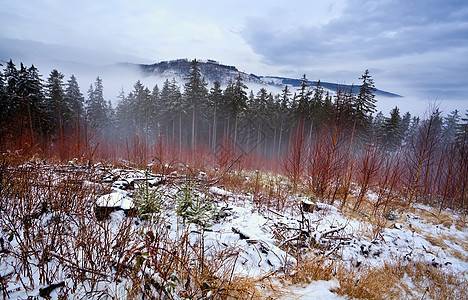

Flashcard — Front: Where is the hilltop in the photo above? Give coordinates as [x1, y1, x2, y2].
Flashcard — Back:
[122, 59, 402, 98]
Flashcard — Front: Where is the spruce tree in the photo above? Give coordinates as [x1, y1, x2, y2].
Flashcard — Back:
[3, 60, 20, 121]
[0, 63, 4, 94]
[0, 64, 5, 123]
[150, 84, 160, 137]
[208, 81, 223, 150]
[295, 74, 311, 121]
[372, 111, 385, 137]
[251, 88, 269, 153]
[311, 80, 325, 126]
[130, 80, 151, 136]
[455, 110, 468, 146]
[184, 59, 208, 148]
[4, 60, 18, 95]
[115, 87, 134, 141]
[65, 75, 84, 123]
[354, 69, 377, 128]
[381, 106, 402, 150]
[405, 116, 420, 144]
[17, 64, 45, 141]
[159, 79, 173, 138]
[399, 112, 412, 145]
[86, 77, 109, 134]
[231, 74, 248, 146]
[265, 92, 280, 155]
[442, 110, 460, 144]
[0, 63, 6, 146]
[45, 69, 67, 136]
[277, 85, 291, 156]
[159, 78, 182, 144]
[333, 87, 354, 126]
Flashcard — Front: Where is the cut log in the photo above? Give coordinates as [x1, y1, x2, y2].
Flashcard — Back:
[232, 227, 250, 239]
[39, 281, 65, 298]
[301, 199, 314, 213]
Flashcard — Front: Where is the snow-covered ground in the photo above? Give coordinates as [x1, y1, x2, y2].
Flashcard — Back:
[1, 163, 466, 298]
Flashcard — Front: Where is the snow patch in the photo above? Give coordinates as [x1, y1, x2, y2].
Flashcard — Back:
[96, 192, 134, 209]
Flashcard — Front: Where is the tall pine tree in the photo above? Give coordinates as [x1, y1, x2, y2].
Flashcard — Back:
[184, 59, 208, 148]
[381, 106, 402, 151]
[86, 76, 109, 134]
[354, 69, 376, 129]
[65, 75, 84, 124]
[208, 80, 223, 150]
[45, 69, 67, 137]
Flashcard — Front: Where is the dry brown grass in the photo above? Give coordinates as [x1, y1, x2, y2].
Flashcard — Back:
[212, 276, 265, 300]
[334, 265, 403, 299]
[220, 171, 249, 192]
[450, 248, 468, 262]
[290, 255, 335, 284]
[455, 216, 467, 231]
[333, 260, 467, 300]
[405, 204, 467, 233]
[0, 155, 275, 299]
[425, 235, 448, 249]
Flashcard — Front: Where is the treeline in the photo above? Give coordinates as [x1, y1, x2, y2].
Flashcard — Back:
[114, 64, 409, 156]
[1, 59, 466, 155]
[1, 59, 467, 210]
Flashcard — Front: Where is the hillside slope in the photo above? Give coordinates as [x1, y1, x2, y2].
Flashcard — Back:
[131, 59, 402, 98]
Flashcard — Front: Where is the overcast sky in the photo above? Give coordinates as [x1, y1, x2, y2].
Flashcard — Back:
[1, 0, 467, 115]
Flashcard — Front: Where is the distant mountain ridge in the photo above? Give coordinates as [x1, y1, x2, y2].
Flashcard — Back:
[130, 59, 402, 98]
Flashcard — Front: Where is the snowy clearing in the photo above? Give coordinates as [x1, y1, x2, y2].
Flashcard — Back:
[0, 162, 466, 299]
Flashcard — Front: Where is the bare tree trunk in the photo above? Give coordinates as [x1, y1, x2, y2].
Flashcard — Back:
[179, 114, 182, 153]
[27, 98, 34, 147]
[277, 122, 283, 157]
[77, 118, 81, 157]
[172, 119, 175, 143]
[84, 115, 87, 155]
[408, 119, 433, 205]
[326, 124, 339, 188]
[273, 128, 277, 158]
[192, 107, 196, 149]
[234, 113, 238, 151]
[284, 119, 305, 193]
[257, 124, 261, 155]
[212, 106, 217, 152]
[58, 107, 64, 159]
[226, 117, 230, 142]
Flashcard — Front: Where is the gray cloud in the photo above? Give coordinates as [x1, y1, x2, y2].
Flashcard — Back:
[1, 0, 466, 115]
[242, 0, 468, 63]
[240, 0, 468, 110]
[0, 38, 149, 66]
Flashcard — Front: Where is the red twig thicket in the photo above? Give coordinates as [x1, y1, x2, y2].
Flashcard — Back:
[353, 143, 382, 211]
[283, 120, 307, 193]
[2, 104, 467, 214]
[302, 123, 352, 205]
[281, 107, 467, 213]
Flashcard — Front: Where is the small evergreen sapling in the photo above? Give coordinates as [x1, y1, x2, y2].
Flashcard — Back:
[134, 169, 163, 220]
[176, 178, 219, 226]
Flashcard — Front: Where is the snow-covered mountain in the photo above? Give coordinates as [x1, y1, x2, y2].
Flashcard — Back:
[130, 59, 402, 98]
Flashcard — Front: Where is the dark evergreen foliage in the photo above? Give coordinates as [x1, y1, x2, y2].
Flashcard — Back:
[86, 77, 109, 133]
[354, 69, 377, 128]
[381, 107, 402, 150]
[1, 59, 466, 167]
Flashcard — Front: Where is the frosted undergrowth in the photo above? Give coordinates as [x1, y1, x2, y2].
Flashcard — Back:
[1, 164, 466, 299]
